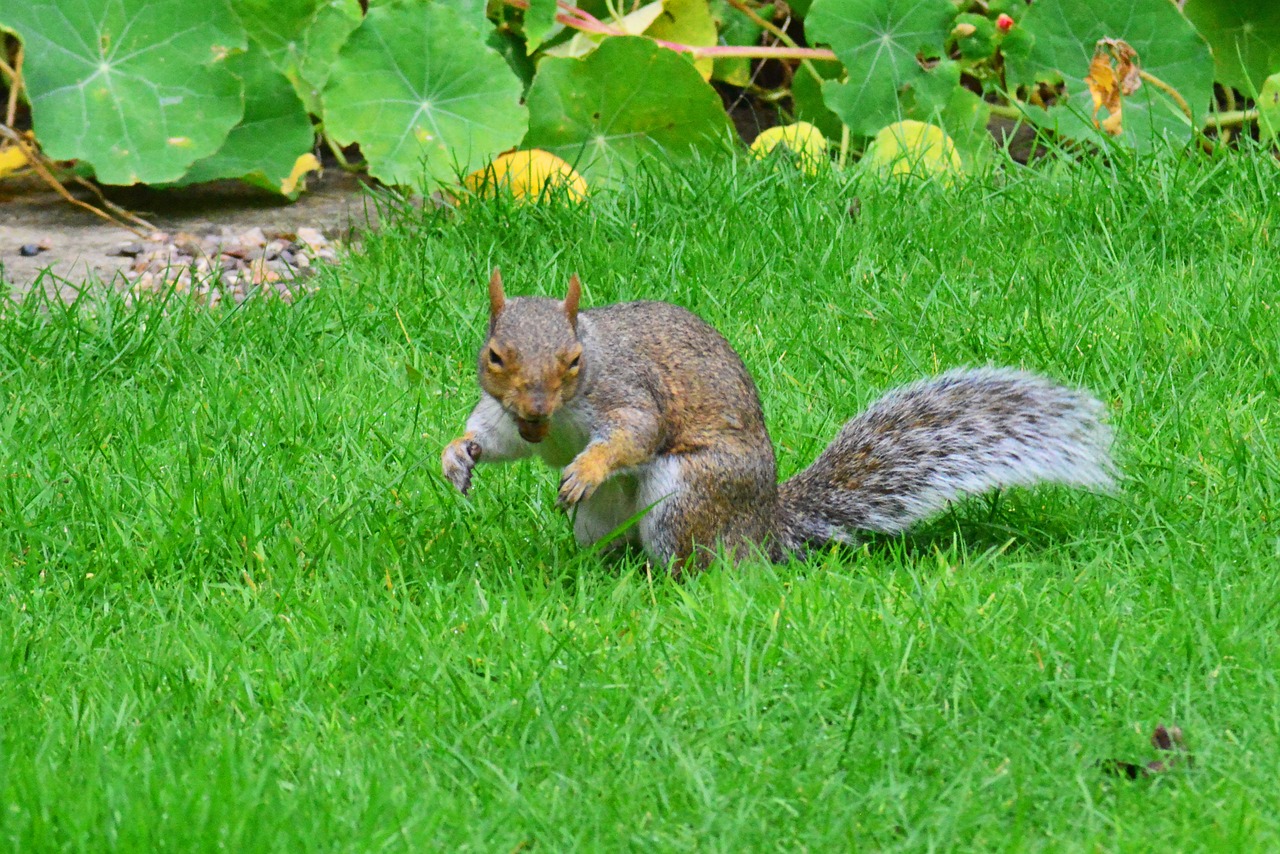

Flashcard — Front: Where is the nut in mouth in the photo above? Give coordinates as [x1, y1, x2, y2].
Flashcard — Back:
[516, 416, 550, 443]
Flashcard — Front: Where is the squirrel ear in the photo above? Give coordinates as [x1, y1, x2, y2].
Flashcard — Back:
[564, 273, 581, 331]
[488, 267, 506, 319]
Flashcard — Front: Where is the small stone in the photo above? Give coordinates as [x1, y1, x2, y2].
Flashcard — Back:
[295, 227, 326, 250]
[19, 244, 42, 257]
[239, 227, 267, 248]
[248, 258, 282, 285]
[36, 236, 54, 251]
[175, 235, 204, 258]
[110, 242, 144, 257]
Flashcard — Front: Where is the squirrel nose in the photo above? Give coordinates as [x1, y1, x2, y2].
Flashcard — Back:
[523, 393, 553, 420]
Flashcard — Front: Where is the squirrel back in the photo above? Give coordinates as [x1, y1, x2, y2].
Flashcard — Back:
[443, 270, 1115, 570]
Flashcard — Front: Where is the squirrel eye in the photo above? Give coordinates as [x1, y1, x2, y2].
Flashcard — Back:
[487, 348, 504, 367]
[567, 354, 580, 371]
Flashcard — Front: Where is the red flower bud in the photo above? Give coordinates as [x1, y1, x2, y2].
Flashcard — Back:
[996, 13, 1015, 32]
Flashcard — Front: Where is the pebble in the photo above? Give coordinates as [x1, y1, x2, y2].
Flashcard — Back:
[115, 224, 340, 303]
[19, 244, 42, 257]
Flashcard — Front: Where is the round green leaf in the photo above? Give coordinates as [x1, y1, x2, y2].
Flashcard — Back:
[523, 0, 561, 51]
[712, 0, 772, 86]
[522, 37, 733, 184]
[2, 0, 246, 185]
[298, 0, 363, 113]
[1183, 0, 1280, 96]
[230, 0, 317, 79]
[178, 49, 316, 196]
[321, 1, 527, 187]
[791, 60, 846, 142]
[805, 0, 956, 136]
[1006, 0, 1213, 150]
[1258, 73, 1280, 144]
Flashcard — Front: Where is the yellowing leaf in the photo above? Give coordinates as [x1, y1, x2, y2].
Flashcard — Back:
[647, 0, 717, 81]
[281, 153, 321, 196]
[545, 0, 666, 59]
[462, 149, 588, 203]
[0, 145, 29, 180]
[1259, 72, 1280, 145]
[749, 122, 828, 175]
[1084, 38, 1141, 136]
[863, 120, 963, 184]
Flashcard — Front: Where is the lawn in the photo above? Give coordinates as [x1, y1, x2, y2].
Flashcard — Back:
[1, 149, 1278, 850]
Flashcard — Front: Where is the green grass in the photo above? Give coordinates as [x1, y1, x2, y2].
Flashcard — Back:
[2, 148, 1279, 850]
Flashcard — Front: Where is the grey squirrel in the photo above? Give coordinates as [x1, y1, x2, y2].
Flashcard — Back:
[443, 269, 1115, 572]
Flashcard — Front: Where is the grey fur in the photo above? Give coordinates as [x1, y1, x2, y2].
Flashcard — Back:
[775, 367, 1115, 553]
[447, 286, 1116, 569]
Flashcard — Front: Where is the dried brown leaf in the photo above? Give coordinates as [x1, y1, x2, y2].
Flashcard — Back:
[1084, 38, 1142, 136]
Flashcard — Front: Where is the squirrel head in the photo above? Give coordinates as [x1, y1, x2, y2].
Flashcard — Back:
[478, 268, 584, 443]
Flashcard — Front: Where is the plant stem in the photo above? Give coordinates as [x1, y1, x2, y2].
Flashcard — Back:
[503, 0, 837, 62]
[0, 123, 155, 236]
[1137, 69, 1192, 122]
[987, 101, 1025, 120]
[2, 43, 21, 130]
[1205, 109, 1258, 129]
[323, 133, 363, 173]
[723, 0, 828, 86]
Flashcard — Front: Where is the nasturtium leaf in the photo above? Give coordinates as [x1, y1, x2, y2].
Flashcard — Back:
[297, 0, 362, 113]
[426, 0, 489, 28]
[523, 37, 733, 184]
[903, 77, 992, 169]
[933, 87, 991, 169]
[863, 119, 963, 184]
[178, 48, 317, 196]
[462, 149, 588, 202]
[524, 0, 560, 51]
[1006, 0, 1213, 150]
[647, 0, 718, 80]
[1, 0, 246, 185]
[805, 0, 956, 136]
[545, 0, 666, 60]
[322, 1, 527, 187]
[1258, 73, 1280, 144]
[230, 0, 317, 82]
[791, 60, 846, 142]
[749, 122, 828, 174]
[711, 0, 771, 86]
[952, 13, 997, 61]
[1182, 1, 1280, 96]
[0, 145, 28, 180]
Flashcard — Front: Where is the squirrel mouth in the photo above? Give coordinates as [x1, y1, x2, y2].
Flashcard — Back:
[515, 416, 550, 443]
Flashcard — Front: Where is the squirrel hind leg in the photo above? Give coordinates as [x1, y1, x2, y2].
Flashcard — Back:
[635, 453, 777, 573]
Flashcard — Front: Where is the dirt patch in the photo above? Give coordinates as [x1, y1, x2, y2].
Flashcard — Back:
[0, 168, 381, 299]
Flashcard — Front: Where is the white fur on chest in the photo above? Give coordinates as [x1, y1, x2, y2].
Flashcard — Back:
[533, 399, 595, 468]
[572, 455, 684, 554]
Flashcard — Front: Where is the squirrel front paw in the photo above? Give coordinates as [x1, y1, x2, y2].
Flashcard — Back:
[442, 435, 482, 495]
[557, 453, 610, 508]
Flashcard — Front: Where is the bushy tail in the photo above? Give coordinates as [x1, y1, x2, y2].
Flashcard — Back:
[776, 368, 1115, 551]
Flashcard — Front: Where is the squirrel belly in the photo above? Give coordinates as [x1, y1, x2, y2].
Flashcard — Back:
[442, 270, 1116, 572]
